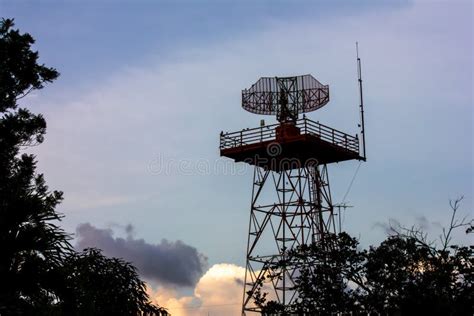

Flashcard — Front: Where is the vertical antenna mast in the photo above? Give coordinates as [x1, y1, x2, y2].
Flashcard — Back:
[356, 42, 367, 160]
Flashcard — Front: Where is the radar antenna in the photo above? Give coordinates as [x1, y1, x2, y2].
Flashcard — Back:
[357, 42, 367, 160]
[242, 75, 329, 123]
[220, 67, 367, 315]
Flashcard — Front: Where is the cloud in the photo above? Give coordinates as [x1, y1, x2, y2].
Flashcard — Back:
[372, 218, 401, 235]
[75, 223, 207, 287]
[148, 263, 245, 316]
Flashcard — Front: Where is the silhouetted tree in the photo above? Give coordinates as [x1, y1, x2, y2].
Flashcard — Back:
[55, 248, 168, 316]
[0, 18, 168, 315]
[253, 198, 473, 315]
[0, 17, 70, 314]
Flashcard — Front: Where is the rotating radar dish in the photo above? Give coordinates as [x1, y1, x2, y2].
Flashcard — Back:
[241, 75, 329, 122]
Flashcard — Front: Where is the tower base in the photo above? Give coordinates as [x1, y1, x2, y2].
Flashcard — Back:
[242, 164, 338, 314]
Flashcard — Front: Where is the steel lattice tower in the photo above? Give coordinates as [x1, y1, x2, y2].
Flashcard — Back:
[220, 70, 366, 314]
[242, 164, 336, 312]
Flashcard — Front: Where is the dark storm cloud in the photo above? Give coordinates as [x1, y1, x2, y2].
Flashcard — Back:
[76, 223, 207, 287]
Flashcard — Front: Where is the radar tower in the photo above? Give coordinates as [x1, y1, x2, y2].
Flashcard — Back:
[220, 53, 367, 314]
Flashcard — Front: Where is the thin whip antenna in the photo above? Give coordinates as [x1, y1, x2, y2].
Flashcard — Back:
[356, 42, 367, 160]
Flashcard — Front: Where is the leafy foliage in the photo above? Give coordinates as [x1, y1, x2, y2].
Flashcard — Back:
[254, 199, 473, 315]
[0, 17, 69, 315]
[0, 18, 168, 315]
[0, 18, 58, 112]
[55, 248, 168, 316]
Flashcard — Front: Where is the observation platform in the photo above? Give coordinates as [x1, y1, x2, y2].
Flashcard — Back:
[220, 117, 363, 171]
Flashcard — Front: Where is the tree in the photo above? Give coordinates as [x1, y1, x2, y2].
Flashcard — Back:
[253, 198, 473, 315]
[0, 19, 168, 315]
[0, 17, 70, 314]
[54, 248, 168, 316]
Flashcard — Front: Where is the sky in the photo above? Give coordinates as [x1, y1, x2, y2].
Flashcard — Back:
[1, 0, 473, 314]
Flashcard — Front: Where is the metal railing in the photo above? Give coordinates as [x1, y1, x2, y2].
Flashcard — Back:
[220, 117, 359, 154]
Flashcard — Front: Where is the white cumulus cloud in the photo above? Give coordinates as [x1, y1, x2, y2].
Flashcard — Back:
[149, 263, 246, 316]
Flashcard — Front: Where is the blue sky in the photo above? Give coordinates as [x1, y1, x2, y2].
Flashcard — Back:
[1, 0, 472, 312]
[2, 1, 409, 87]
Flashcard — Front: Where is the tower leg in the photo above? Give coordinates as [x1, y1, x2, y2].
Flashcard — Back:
[242, 164, 338, 314]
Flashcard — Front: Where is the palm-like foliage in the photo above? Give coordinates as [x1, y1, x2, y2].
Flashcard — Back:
[55, 248, 168, 316]
[1, 18, 170, 315]
[0, 18, 71, 314]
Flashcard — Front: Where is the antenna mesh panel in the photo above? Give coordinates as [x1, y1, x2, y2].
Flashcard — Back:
[242, 75, 329, 115]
